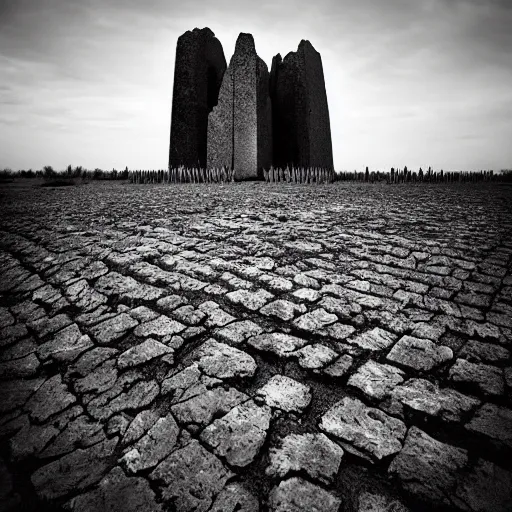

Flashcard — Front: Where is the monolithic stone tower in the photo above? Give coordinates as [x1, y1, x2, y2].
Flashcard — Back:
[270, 40, 333, 170]
[207, 33, 272, 180]
[169, 28, 226, 170]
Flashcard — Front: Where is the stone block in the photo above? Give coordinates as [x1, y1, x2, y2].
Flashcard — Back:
[169, 28, 227, 169]
[270, 40, 334, 170]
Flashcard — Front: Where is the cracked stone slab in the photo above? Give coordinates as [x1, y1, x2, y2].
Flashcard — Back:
[266, 433, 343, 484]
[95, 271, 164, 301]
[149, 439, 233, 512]
[0, 337, 36, 362]
[134, 315, 186, 338]
[156, 294, 188, 313]
[459, 339, 510, 363]
[294, 343, 338, 369]
[258, 274, 294, 292]
[453, 458, 512, 512]
[0, 324, 30, 349]
[65, 279, 107, 312]
[348, 360, 405, 400]
[0, 307, 15, 327]
[357, 492, 409, 512]
[128, 305, 160, 322]
[31, 437, 118, 501]
[449, 358, 505, 396]
[293, 308, 338, 333]
[37, 324, 93, 362]
[122, 409, 159, 447]
[39, 413, 105, 459]
[171, 386, 248, 427]
[0, 377, 46, 414]
[64, 466, 163, 512]
[89, 313, 138, 345]
[9, 406, 82, 460]
[210, 482, 259, 512]
[172, 305, 207, 325]
[260, 299, 306, 321]
[216, 320, 263, 344]
[161, 363, 204, 400]
[193, 339, 257, 379]
[322, 354, 354, 378]
[120, 413, 180, 473]
[198, 301, 236, 327]
[226, 288, 274, 310]
[256, 375, 312, 412]
[326, 322, 357, 340]
[87, 378, 159, 421]
[269, 477, 342, 512]
[25, 374, 76, 423]
[292, 287, 321, 301]
[465, 403, 512, 448]
[391, 378, 481, 422]
[67, 347, 119, 379]
[118, 338, 173, 369]
[388, 426, 468, 508]
[28, 313, 73, 339]
[0, 353, 40, 379]
[247, 332, 308, 357]
[386, 335, 453, 371]
[346, 327, 397, 351]
[320, 397, 406, 461]
[73, 359, 118, 395]
[200, 400, 272, 467]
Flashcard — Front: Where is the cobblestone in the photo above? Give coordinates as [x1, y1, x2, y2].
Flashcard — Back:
[1, 181, 511, 511]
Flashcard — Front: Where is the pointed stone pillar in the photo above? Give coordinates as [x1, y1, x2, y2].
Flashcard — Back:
[169, 28, 226, 170]
[270, 40, 334, 170]
[207, 33, 272, 180]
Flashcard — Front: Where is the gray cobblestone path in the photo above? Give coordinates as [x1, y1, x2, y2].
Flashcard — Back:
[0, 181, 511, 511]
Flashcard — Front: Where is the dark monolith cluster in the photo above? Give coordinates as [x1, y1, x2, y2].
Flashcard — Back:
[169, 28, 333, 179]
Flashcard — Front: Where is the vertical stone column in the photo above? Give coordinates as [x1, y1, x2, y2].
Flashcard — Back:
[169, 27, 226, 170]
[257, 57, 273, 176]
[207, 65, 234, 171]
[232, 34, 258, 179]
[270, 40, 334, 170]
[207, 33, 272, 180]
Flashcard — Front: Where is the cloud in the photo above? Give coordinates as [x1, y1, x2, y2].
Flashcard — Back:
[0, 0, 511, 171]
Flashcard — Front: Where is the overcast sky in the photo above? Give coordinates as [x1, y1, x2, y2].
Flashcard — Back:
[1, 0, 511, 172]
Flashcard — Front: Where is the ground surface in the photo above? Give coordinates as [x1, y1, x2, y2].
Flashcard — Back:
[0, 180, 511, 512]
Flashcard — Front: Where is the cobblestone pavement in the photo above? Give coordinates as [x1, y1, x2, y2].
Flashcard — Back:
[1, 181, 512, 512]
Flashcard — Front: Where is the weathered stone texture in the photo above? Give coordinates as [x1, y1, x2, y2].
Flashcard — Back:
[207, 33, 272, 180]
[270, 40, 334, 170]
[207, 64, 233, 171]
[169, 28, 227, 169]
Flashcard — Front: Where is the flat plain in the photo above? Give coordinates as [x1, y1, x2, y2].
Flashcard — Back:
[1, 180, 511, 512]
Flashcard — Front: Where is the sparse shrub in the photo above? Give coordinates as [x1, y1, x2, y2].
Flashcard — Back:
[0, 168, 14, 182]
[43, 165, 57, 180]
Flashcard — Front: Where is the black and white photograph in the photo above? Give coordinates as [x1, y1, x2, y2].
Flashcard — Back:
[0, 0, 511, 511]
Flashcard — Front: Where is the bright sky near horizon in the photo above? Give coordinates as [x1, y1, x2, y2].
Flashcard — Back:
[0, 0, 511, 172]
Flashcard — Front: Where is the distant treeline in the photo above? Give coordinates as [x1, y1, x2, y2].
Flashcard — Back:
[334, 167, 512, 183]
[0, 165, 130, 181]
[1, 166, 512, 184]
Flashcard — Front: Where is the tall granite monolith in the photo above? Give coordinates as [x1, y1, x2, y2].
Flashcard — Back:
[270, 40, 333, 170]
[207, 33, 272, 180]
[169, 28, 227, 170]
